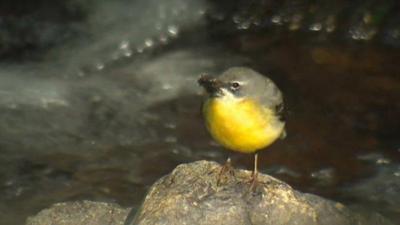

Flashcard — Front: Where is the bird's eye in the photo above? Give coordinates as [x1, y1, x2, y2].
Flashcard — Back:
[231, 82, 240, 89]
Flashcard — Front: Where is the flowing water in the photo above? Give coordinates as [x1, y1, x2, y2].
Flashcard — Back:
[0, 0, 399, 224]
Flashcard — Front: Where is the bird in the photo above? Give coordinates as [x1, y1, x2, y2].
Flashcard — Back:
[198, 67, 285, 188]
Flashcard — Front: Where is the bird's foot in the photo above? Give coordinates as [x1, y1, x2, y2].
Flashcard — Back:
[247, 171, 263, 193]
[216, 158, 236, 186]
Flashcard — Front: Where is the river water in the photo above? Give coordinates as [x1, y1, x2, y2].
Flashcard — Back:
[0, 1, 399, 224]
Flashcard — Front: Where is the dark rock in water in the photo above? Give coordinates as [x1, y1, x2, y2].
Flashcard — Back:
[25, 201, 130, 225]
[131, 161, 392, 225]
[26, 161, 393, 225]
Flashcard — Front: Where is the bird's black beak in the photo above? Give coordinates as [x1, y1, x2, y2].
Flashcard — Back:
[198, 74, 222, 96]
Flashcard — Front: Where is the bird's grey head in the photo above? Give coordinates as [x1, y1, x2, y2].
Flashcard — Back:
[198, 67, 283, 108]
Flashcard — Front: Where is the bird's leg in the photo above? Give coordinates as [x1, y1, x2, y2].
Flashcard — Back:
[217, 157, 235, 186]
[249, 153, 259, 191]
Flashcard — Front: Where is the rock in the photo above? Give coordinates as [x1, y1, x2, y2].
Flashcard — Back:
[25, 161, 393, 225]
[130, 160, 393, 225]
[25, 200, 130, 225]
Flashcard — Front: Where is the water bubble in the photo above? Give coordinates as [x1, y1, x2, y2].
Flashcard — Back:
[237, 21, 251, 30]
[164, 122, 177, 129]
[268, 166, 301, 178]
[326, 24, 335, 33]
[155, 22, 163, 31]
[289, 14, 303, 31]
[210, 11, 225, 21]
[252, 18, 261, 26]
[363, 12, 372, 24]
[349, 24, 377, 41]
[4, 179, 14, 187]
[208, 140, 220, 147]
[111, 52, 120, 60]
[197, 9, 205, 16]
[197, 150, 222, 159]
[144, 38, 154, 48]
[326, 16, 336, 33]
[311, 168, 335, 185]
[137, 46, 144, 53]
[311, 168, 334, 178]
[95, 62, 105, 71]
[384, 27, 400, 46]
[393, 30, 400, 38]
[40, 98, 69, 109]
[357, 153, 385, 162]
[232, 14, 241, 24]
[356, 154, 394, 167]
[15, 187, 24, 197]
[159, 34, 168, 44]
[172, 7, 181, 16]
[123, 49, 132, 57]
[77, 70, 86, 77]
[350, 28, 363, 40]
[171, 146, 192, 157]
[271, 15, 282, 25]
[162, 83, 173, 90]
[7, 103, 17, 109]
[91, 95, 102, 103]
[376, 158, 391, 165]
[164, 136, 177, 143]
[167, 25, 179, 37]
[310, 23, 322, 31]
[119, 40, 130, 50]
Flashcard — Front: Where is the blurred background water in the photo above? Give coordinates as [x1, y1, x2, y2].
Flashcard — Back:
[0, 0, 399, 224]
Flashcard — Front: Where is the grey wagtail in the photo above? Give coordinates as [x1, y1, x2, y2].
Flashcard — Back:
[198, 67, 286, 186]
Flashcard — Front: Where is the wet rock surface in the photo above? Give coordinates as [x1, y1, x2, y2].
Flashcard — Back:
[131, 161, 393, 225]
[25, 161, 394, 225]
[25, 201, 130, 225]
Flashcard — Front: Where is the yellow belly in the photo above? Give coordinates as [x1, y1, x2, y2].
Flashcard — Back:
[203, 97, 284, 153]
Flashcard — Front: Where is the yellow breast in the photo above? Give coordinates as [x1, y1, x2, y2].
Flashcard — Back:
[203, 96, 284, 153]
